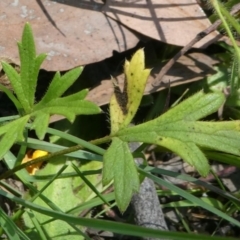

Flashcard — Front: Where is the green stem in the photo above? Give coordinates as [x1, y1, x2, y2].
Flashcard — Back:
[211, 0, 240, 90]
[211, 1, 237, 50]
[0, 134, 112, 180]
[90, 135, 112, 145]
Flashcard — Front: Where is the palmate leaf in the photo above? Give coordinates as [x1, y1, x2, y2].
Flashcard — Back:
[33, 88, 101, 139]
[117, 91, 240, 176]
[31, 63, 100, 140]
[0, 23, 101, 157]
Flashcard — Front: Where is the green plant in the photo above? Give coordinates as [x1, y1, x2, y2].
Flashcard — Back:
[1, 18, 240, 240]
[0, 24, 101, 157]
[102, 49, 240, 212]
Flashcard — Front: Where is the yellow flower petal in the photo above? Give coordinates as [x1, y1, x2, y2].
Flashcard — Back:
[21, 150, 48, 175]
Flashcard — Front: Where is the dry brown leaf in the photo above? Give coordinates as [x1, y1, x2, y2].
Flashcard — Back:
[103, 0, 221, 48]
[0, 0, 139, 71]
[0, 0, 222, 72]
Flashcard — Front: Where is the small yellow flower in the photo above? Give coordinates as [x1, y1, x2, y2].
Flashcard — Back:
[21, 150, 48, 175]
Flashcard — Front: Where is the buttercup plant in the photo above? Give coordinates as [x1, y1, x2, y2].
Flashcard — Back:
[0, 19, 240, 239]
[0, 23, 101, 159]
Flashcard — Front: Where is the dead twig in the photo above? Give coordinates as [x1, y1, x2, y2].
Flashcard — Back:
[153, 3, 240, 86]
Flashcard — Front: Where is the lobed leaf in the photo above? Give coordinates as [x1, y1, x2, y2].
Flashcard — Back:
[33, 97, 101, 139]
[116, 92, 240, 176]
[121, 49, 151, 128]
[158, 138, 209, 176]
[18, 23, 46, 112]
[110, 49, 150, 134]
[2, 23, 46, 114]
[32, 67, 90, 140]
[38, 67, 83, 104]
[0, 23, 101, 162]
[103, 137, 139, 212]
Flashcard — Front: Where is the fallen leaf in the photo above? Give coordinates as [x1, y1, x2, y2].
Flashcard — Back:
[0, 0, 139, 71]
[103, 0, 222, 48]
[0, 0, 226, 72]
